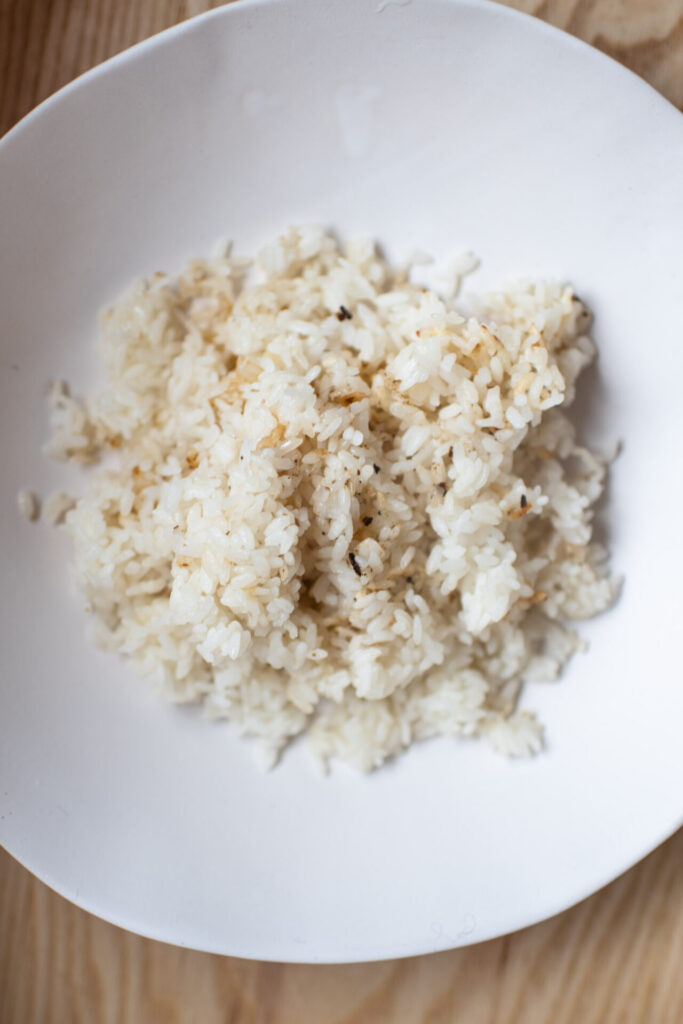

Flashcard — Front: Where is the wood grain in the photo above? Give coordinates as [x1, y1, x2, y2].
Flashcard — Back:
[1, 1, 682, 1021]
[2, 831, 683, 1024]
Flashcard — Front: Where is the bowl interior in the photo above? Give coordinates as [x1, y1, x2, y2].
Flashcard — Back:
[1, 0, 682, 961]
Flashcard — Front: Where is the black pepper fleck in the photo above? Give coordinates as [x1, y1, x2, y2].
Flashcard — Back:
[521, 494, 527, 508]
[336, 304, 352, 321]
[373, 464, 380, 474]
[348, 552, 362, 577]
[362, 516, 373, 526]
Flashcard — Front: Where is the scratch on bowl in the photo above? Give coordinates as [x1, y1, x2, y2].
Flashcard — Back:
[376, 0, 412, 13]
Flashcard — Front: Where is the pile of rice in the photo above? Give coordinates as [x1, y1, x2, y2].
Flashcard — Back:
[45, 226, 617, 770]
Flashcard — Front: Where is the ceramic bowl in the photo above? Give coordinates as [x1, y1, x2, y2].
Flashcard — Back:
[1, 0, 682, 962]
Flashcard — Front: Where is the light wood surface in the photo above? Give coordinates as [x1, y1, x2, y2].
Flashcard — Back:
[1, 1, 682, 1021]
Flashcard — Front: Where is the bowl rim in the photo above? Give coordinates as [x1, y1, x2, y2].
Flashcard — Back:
[2, 0, 682, 154]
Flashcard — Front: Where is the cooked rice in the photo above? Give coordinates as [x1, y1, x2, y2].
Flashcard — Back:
[45, 226, 617, 771]
[16, 489, 39, 522]
[43, 491, 76, 526]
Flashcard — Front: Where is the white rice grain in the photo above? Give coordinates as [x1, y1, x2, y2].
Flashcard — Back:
[17, 489, 39, 521]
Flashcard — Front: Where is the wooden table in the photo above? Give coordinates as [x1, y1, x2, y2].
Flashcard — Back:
[1, 2, 682, 1020]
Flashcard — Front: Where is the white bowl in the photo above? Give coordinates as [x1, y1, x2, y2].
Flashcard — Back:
[1, 0, 682, 963]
